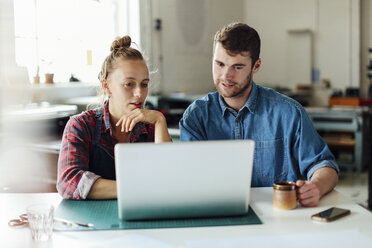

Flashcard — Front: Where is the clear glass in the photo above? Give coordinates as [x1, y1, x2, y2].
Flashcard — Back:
[27, 204, 54, 241]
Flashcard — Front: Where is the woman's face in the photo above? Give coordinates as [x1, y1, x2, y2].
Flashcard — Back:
[104, 59, 149, 116]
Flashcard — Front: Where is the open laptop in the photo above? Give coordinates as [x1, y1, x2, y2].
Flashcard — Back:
[114, 140, 255, 220]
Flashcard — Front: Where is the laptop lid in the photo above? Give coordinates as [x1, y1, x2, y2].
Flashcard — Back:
[115, 140, 255, 220]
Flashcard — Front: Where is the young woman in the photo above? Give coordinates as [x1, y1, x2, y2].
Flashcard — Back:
[57, 36, 172, 200]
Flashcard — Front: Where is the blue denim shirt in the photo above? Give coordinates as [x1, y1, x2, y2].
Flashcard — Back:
[179, 82, 339, 187]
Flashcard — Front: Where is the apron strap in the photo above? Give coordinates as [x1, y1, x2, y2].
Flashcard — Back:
[93, 108, 104, 145]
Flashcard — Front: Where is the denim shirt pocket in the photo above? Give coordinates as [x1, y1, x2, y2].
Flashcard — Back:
[253, 138, 288, 182]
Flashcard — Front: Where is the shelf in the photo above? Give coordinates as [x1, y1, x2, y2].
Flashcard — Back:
[306, 107, 370, 172]
[323, 137, 355, 147]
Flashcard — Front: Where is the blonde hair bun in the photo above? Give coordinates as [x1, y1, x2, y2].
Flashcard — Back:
[98, 35, 144, 82]
[110, 36, 131, 52]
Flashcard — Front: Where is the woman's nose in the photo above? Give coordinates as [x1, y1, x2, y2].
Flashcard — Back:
[133, 86, 144, 98]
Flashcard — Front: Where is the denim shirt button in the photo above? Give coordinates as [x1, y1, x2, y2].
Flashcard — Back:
[235, 117, 240, 122]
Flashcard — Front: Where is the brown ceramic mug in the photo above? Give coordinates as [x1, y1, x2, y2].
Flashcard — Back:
[273, 181, 298, 210]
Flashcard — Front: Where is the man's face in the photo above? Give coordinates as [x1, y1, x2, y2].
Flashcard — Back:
[212, 42, 260, 100]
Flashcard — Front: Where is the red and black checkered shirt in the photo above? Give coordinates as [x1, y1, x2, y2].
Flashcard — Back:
[57, 101, 154, 199]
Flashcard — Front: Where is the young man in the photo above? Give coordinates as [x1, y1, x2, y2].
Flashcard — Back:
[179, 23, 339, 207]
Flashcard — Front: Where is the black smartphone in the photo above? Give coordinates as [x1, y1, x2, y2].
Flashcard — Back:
[311, 207, 351, 222]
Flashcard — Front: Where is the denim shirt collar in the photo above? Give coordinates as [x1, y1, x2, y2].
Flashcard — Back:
[218, 81, 259, 116]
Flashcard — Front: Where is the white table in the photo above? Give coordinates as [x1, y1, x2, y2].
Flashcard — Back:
[2, 188, 372, 248]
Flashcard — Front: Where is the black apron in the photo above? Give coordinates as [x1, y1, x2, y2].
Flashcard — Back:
[88, 108, 116, 180]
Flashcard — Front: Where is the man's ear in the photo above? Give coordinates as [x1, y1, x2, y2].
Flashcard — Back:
[102, 78, 111, 95]
[252, 58, 261, 74]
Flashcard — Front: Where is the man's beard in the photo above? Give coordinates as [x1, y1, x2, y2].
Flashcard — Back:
[217, 71, 252, 98]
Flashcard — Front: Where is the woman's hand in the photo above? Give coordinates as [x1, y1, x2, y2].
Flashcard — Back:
[116, 109, 163, 132]
[116, 109, 172, 143]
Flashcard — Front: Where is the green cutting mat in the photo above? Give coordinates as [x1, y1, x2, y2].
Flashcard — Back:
[54, 200, 261, 231]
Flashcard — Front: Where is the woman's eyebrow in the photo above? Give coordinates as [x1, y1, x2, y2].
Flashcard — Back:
[124, 77, 150, 81]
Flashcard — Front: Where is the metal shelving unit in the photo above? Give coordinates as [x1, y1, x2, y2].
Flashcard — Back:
[305, 107, 371, 172]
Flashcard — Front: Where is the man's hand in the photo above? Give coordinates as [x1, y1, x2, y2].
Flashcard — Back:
[296, 180, 321, 207]
[295, 167, 338, 207]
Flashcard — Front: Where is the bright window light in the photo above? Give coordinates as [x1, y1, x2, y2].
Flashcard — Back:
[13, 0, 119, 83]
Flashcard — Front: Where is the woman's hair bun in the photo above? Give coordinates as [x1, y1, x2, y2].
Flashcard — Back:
[110, 36, 131, 52]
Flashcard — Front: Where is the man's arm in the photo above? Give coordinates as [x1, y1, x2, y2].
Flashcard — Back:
[179, 111, 205, 141]
[296, 167, 338, 207]
[291, 106, 339, 207]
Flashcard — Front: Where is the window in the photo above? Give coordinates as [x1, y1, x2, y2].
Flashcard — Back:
[13, 0, 141, 84]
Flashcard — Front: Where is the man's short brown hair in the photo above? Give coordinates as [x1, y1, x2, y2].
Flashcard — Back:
[214, 23, 261, 65]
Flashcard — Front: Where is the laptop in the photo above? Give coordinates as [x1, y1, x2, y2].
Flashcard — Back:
[114, 140, 255, 220]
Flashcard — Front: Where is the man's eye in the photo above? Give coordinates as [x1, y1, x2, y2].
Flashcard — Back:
[234, 66, 243, 70]
[124, 82, 133, 87]
[216, 62, 224, 67]
[141, 83, 148, 88]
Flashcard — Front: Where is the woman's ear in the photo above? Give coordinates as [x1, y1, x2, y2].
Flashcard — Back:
[102, 78, 111, 96]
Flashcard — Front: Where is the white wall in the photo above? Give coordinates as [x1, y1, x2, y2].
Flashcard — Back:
[0, 0, 16, 68]
[361, 0, 372, 98]
[0, 0, 27, 109]
[150, 0, 244, 95]
[150, 0, 362, 95]
[243, 0, 360, 92]
[317, 0, 360, 91]
[2, 0, 368, 100]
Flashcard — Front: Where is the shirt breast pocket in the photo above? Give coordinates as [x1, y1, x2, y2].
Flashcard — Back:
[253, 138, 288, 182]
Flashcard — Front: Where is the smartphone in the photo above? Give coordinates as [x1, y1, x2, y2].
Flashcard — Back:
[311, 207, 351, 222]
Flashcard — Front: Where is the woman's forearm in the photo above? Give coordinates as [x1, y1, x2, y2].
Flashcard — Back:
[87, 178, 117, 199]
[154, 114, 172, 143]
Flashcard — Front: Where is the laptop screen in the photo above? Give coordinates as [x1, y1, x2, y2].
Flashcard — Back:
[115, 140, 255, 220]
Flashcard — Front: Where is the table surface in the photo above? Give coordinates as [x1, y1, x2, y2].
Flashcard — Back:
[3, 103, 78, 122]
[2, 188, 372, 248]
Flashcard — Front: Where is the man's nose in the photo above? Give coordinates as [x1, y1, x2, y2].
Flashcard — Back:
[222, 67, 234, 81]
